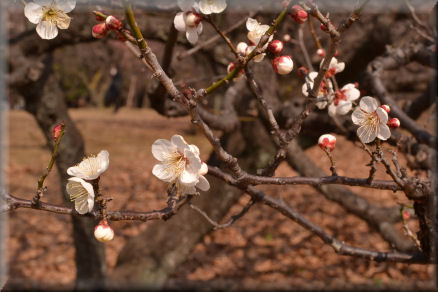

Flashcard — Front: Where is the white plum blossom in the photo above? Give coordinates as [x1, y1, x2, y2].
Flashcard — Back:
[199, 0, 227, 15]
[245, 18, 273, 62]
[152, 135, 210, 195]
[67, 150, 109, 180]
[235, 41, 264, 62]
[327, 83, 360, 117]
[24, 0, 76, 39]
[320, 57, 345, 78]
[174, 0, 203, 44]
[301, 72, 333, 108]
[66, 177, 95, 214]
[351, 96, 391, 143]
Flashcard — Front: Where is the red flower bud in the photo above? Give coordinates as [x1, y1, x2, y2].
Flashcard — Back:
[52, 122, 64, 141]
[297, 66, 308, 78]
[290, 5, 308, 24]
[272, 55, 294, 75]
[92, 22, 108, 38]
[105, 15, 123, 30]
[318, 134, 336, 152]
[403, 210, 411, 220]
[320, 21, 334, 32]
[381, 105, 390, 113]
[388, 118, 400, 128]
[268, 40, 284, 55]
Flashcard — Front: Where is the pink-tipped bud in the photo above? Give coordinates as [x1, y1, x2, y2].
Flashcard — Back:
[92, 22, 108, 38]
[318, 134, 336, 152]
[290, 5, 308, 24]
[236, 42, 248, 56]
[105, 15, 123, 30]
[283, 33, 291, 42]
[403, 210, 411, 220]
[388, 118, 400, 128]
[268, 40, 284, 55]
[320, 21, 333, 32]
[316, 48, 325, 57]
[52, 122, 63, 141]
[94, 220, 114, 242]
[227, 62, 237, 73]
[185, 11, 202, 28]
[297, 66, 308, 78]
[381, 104, 391, 113]
[272, 55, 294, 75]
[354, 82, 359, 88]
[334, 50, 339, 57]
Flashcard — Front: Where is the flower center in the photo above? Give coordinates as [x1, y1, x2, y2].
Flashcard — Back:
[333, 89, 347, 106]
[163, 151, 188, 179]
[185, 12, 202, 27]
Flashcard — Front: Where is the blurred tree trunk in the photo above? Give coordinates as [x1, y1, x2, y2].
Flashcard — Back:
[12, 53, 107, 289]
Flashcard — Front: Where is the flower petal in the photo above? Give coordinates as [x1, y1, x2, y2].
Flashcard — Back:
[180, 169, 198, 185]
[351, 108, 366, 125]
[343, 84, 360, 101]
[34, 0, 53, 6]
[376, 107, 388, 124]
[198, 0, 212, 14]
[152, 139, 174, 161]
[357, 124, 377, 144]
[359, 96, 378, 113]
[96, 150, 110, 174]
[211, 0, 227, 13]
[171, 135, 189, 153]
[36, 20, 58, 39]
[196, 22, 203, 34]
[186, 27, 199, 44]
[196, 175, 210, 191]
[55, 0, 76, 13]
[24, 2, 43, 24]
[189, 144, 200, 156]
[246, 17, 258, 31]
[253, 53, 265, 62]
[328, 103, 337, 117]
[66, 177, 94, 214]
[174, 12, 186, 31]
[199, 162, 208, 175]
[184, 149, 202, 173]
[377, 124, 391, 140]
[336, 100, 352, 115]
[152, 163, 175, 182]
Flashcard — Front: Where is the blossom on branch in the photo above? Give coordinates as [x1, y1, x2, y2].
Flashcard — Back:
[198, 0, 227, 15]
[152, 135, 210, 196]
[174, 0, 203, 44]
[272, 55, 293, 75]
[66, 177, 95, 214]
[24, 0, 76, 39]
[245, 17, 273, 62]
[320, 57, 345, 78]
[67, 150, 109, 180]
[94, 220, 114, 242]
[327, 83, 360, 117]
[318, 134, 336, 152]
[351, 96, 391, 143]
[301, 72, 333, 108]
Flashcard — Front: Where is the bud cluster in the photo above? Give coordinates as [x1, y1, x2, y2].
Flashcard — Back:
[380, 105, 400, 129]
[92, 12, 123, 39]
[290, 5, 308, 24]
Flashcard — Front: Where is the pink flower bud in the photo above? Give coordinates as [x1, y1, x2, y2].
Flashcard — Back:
[185, 12, 202, 28]
[387, 118, 400, 128]
[52, 122, 63, 141]
[403, 210, 411, 220]
[105, 15, 123, 30]
[318, 134, 336, 151]
[283, 34, 291, 42]
[316, 48, 325, 57]
[94, 220, 114, 242]
[297, 66, 308, 78]
[268, 40, 284, 55]
[290, 5, 308, 24]
[320, 21, 333, 32]
[236, 42, 248, 56]
[272, 55, 294, 75]
[381, 104, 391, 113]
[92, 22, 108, 38]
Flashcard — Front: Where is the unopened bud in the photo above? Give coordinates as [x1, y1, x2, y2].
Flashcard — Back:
[320, 21, 333, 32]
[236, 42, 248, 56]
[381, 104, 390, 113]
[403, 210, 411, 220]
[290, 5, 308, 24]
[52, 122, 64, 141]
[283, 33, 291, 42]
[92, 22, 108, 38]
[297, 66, 308, 78]
[316, 48, 325, 57]
[268, 40, 284, 55]
[272, 55, 294, 75]
[388, 118, 400, 128]
[318, 134, 336, 151]
[94, 220, 114, 242]
[105, 15, 123, 30]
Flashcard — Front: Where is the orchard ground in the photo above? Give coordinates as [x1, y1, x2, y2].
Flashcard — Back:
[6, 108, 434, 290]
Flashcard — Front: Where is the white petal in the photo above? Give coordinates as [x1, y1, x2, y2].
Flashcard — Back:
[199, 0, 212, 14]
[178, 0, 195, 11]
[377, 124, 391, 140]
[96, 150, 110, 174]
[376, 107, 388, 124]
[359, 96, 378, 113]
[189, 144, 200, 156]
[66, 166, 84, 178]
[199, 162, 208, 175]
[253, 53, 265, 62]
[152, 139, 174, 161]
[246, 18, 259, 31]
[315, 99, 328, 109]
[196, 175, 210, 191]
[196, 22, 203, 34]
[335, 61, 345, 73]
[152, 163, 175, 182]
[302, 83, 311, 97]
[174, 12, 186, 32]
[36, 21, 58, 39]
[357, 125, 377, 144]
[336, 100, 352, 115]
[351, 108, 365, 125]
[258, 24, 269, 34]
[343, 84, 360, 101]
[328, 103, 337, 117]
[171, 135, 189, 153]
[186, 28, 199, 44]
[308, 72, 318, 80]
[185, 150, 202, 173]
[66, 177, 94, 214]
[34, 0, 53, 6]
[211, 0, 227, 13]
[180, 169, 199, 185]
[55, 0, 76, 13]
[247, 31, 259, 44]
[24, 2, 43, 24]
